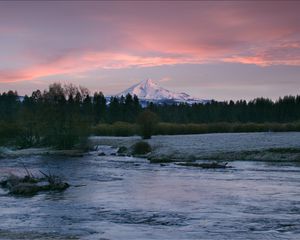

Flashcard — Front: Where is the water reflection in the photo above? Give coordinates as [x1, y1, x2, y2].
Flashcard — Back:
[0, 152, 300, 239]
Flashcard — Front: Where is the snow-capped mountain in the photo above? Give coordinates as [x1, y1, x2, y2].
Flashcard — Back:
[117, 79, 209, 104]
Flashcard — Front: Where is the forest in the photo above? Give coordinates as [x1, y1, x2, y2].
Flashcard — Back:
[1, 83, 300, 149]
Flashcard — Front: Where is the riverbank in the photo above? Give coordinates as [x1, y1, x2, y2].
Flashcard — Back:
[2, 132, 300, 162]
[0, 147, 85, 159]
[90, 132, 300, 162]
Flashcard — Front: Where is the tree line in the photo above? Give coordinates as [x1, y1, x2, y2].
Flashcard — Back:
[0, 83, 142, 148]
[1, 83, 300, 148]
[148, 97, 300, 124]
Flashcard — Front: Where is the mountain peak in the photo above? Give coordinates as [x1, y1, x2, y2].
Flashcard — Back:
[137, 78, 161, 91]
[117, 79, 209, 104]
[142, 78, 155, 85]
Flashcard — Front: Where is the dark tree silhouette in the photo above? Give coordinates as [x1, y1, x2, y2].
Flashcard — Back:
[1, 83, 300, 147]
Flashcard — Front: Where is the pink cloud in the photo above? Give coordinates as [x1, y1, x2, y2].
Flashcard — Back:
[159, 77, 172, 83]
[1, 1, 300, 82]
[0, 51, 206, 82]
[223, 40, 300, 66]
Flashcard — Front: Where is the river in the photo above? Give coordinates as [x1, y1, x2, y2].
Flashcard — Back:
[0, 133, 300, 239]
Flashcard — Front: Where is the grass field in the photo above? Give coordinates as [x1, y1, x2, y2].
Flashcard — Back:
[92, 121, 300, 136]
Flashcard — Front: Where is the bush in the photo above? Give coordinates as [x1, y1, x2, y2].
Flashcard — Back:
[92, 121, 300, 137]
[117, 146, 128, 154]
[0, 122, 23, 146]
[132, 141, 152, 155]
[92, 122, 138, 136]
[113, 122, 138, 136]
[137, 110, 159, 139]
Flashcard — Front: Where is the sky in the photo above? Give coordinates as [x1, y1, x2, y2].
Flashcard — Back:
[0, 1, 300, 101]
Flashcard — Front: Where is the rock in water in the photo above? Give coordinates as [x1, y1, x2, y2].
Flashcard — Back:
[0, 173, 69, 196]
[176, 162, 229, 169]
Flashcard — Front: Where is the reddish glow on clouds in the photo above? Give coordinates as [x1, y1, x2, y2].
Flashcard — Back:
[0, 1, 300, 99]
[0, 51, 205, 83]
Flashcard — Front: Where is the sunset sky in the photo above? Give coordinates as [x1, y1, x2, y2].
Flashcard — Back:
[1, 1, 300, 100]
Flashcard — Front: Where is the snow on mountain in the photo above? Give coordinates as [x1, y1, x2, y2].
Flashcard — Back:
[117, 79, 209, 104]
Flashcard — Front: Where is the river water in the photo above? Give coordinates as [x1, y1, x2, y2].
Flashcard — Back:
[0, 134, 300, 239]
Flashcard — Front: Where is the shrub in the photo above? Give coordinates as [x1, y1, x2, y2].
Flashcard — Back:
[117, 146, 128, 154]
[92, 122, 138, 136]
[137, 110, 159, 139]
[0, 122, 23, 146]
[113, 122, 138, 136]
[132, 141, 152, 155]
[92, 121, 300, 137]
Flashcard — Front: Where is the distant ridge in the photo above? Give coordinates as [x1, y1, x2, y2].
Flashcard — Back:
[117, 79, 210, 104]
